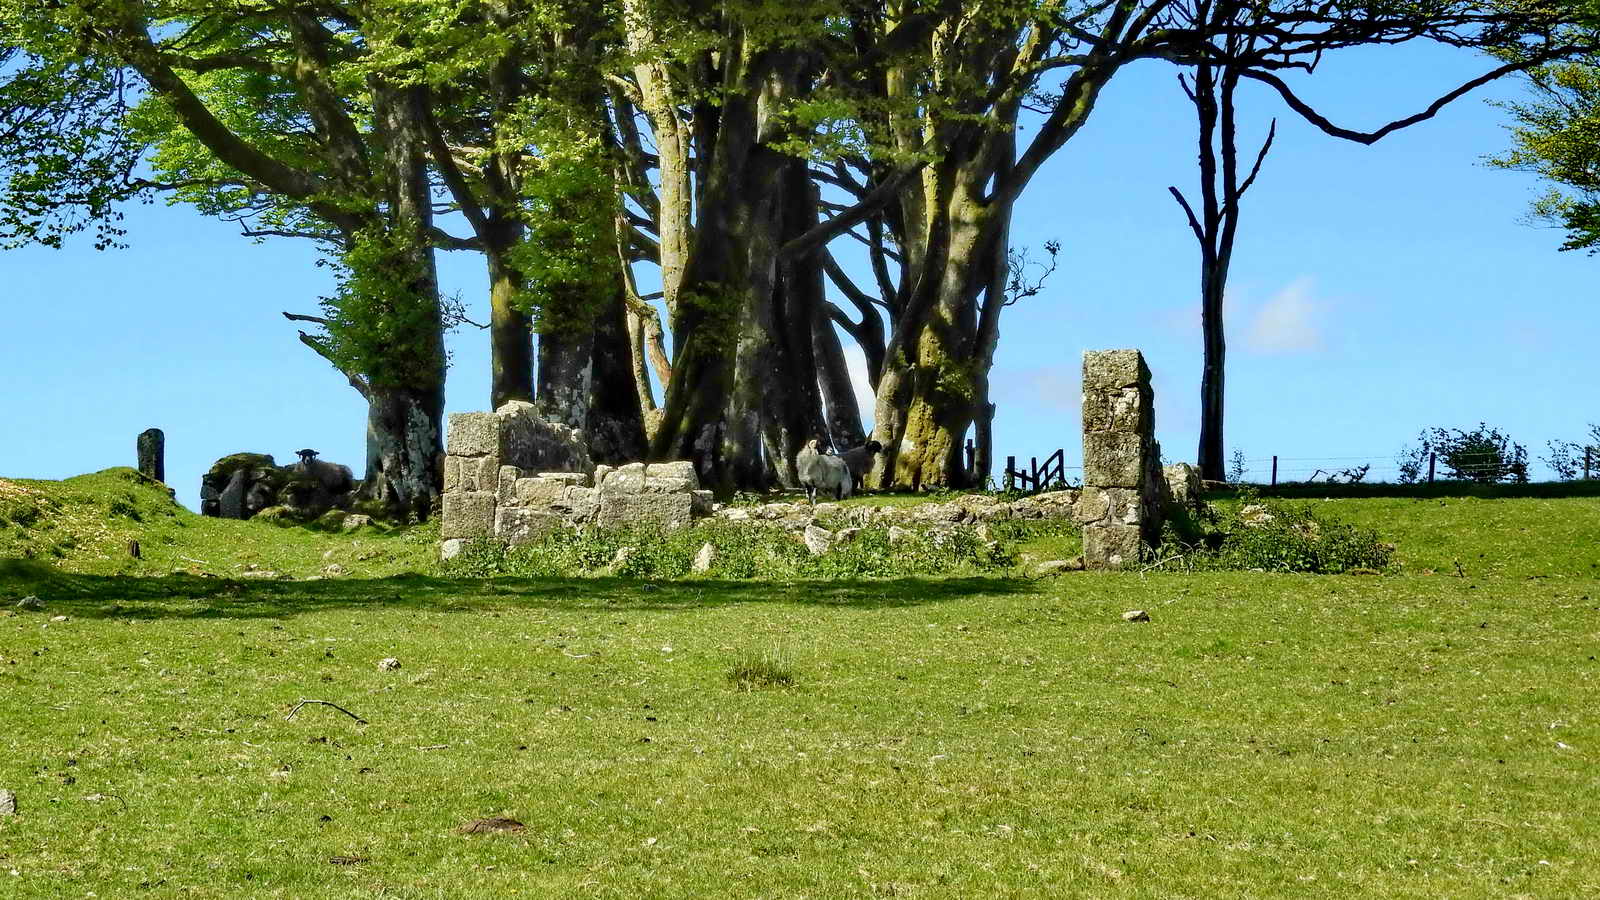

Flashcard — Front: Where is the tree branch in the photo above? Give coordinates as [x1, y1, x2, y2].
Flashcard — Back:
[1241, 50, 1583, 146]
[289, 325, 370, 400]
[779, 165, 923, 261]
[1167, 186, 1205, 243]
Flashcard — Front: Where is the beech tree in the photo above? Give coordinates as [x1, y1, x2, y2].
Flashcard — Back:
[2, 0, 451, 517]
[1492, 0, 1600, 254]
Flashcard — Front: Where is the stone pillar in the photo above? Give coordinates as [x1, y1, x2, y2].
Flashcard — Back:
[441, 412, 502, 543]
[137, 428, 165, 482]
[1080, 350, 1164, 569]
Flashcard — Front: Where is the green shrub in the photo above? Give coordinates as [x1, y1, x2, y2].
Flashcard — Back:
[1161, 491, 1393, 574]
[1398, 424, 1529, 484]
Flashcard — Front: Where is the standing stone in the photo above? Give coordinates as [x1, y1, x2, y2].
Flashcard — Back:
[0, 788, 16, 815]
[136, 428, 165, 482]
[692, 542, 716, 573]
[218, 467, 249, 520]
[1080, 350, 1165, 569]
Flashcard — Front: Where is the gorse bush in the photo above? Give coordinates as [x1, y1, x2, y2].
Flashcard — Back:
[443, 520, 1016, 581]
[1161, 491, 1393, 574]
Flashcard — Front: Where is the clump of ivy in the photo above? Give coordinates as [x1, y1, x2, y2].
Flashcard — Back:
[510, 108, 618, 337]
[316, 224, 444, 388]
[1157, 490, 1393, 574]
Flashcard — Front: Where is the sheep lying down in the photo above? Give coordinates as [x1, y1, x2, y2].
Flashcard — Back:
[796, 439, 852, 503]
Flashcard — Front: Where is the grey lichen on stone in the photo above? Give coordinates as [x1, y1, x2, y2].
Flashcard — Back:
[441, 491, 497, 540]
[1080, 349, 1166, 570]
[446, 412, 500, 457]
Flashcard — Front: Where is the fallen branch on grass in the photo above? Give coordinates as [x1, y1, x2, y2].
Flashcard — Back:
[285, 699, 368, 725]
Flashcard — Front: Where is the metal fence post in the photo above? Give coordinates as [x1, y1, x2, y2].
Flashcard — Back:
[1428, 452, 1436, 483]
[1586, 447, 1593, 481]
[1271, 455, 1278, 486]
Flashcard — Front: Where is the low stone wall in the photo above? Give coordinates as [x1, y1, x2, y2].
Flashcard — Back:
[718, 489, 1086, 530]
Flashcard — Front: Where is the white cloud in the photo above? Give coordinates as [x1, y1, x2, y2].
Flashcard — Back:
[1246, 277, 1323, 354]
[1028, 367, 1082, 415]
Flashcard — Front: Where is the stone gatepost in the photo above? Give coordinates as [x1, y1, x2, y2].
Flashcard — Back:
[1080, 350, 1165, 569]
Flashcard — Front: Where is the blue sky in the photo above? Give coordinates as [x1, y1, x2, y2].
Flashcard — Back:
[3, 39, 1596, 509]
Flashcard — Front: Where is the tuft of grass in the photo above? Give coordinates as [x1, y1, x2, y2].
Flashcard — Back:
[727, 648, 797, 691]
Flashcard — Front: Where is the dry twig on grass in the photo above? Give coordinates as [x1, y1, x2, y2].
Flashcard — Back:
[285, 699, 368, 725]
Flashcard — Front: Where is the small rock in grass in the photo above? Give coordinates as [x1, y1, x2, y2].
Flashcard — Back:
[0, 789, 16, 815]
[342, 515, 371, 531]
[692, 542, 716, 573]
[887, 525, 913, 545]
[49, 615, 68, 623]
[323, 564, 346, 577]
[803, 525, 833, 557]
[15, 596, 43, 612]
[1121, 609, 1151, 623]
[1035, 558, 1085, 576]
[377, 658, 402, 672]
[439, 538, 465, 562]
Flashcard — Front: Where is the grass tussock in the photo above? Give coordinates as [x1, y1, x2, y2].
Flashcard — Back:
[726, 648, 797, 691]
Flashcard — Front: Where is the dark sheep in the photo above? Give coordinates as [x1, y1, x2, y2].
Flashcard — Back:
[837, 440, 883, 492]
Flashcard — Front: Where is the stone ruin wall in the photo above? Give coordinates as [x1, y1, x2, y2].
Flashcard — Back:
[440, 357, 1203, 570]
[439, 401, 711, 559]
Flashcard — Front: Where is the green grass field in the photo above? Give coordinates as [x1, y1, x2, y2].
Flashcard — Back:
[2, 471, 1598, 897]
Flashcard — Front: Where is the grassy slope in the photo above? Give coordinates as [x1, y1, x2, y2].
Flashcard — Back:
[1, 475, 1597, 897]
[0, 469, 439, 580]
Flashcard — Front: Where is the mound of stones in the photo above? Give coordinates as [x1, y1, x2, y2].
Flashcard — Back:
[199, 451, 357, 522]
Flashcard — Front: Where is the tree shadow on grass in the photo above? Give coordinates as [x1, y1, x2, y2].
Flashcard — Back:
[2, 559, 1034, 621]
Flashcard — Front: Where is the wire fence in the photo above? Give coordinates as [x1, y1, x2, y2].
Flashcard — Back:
[1228, 449, 1592, 486]
[995, 447, 1600, 489]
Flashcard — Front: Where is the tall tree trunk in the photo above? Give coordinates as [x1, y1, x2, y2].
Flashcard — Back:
[536, 321, 594, 429]
[758, 158, 829, 485]
[486, 219, 534, 410]
[648, 45, 790, 493]
[364, 80, 446, 518]
[589, 286, 650, 463]
[1198, 261, 1226, 480]
[873, 177, 991, 490]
